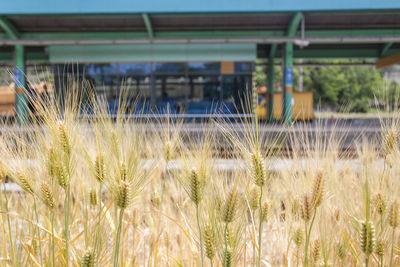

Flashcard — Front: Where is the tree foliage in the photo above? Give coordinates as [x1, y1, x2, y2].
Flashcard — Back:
[255, 62, 400, 113]
[303, 66, 385, 112]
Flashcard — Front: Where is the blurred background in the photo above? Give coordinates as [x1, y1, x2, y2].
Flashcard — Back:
[0, 0, 400, 123]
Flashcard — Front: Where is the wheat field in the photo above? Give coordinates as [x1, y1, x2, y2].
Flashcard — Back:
[0, 90, 398, 267]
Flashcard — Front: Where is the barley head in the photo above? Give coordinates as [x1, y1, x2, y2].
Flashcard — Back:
[311, 171, 324, 208]
[59, 122, 71, 159]
[189, 167, 202, 205]
[204, 224, 215, 260]
[120, 162, 128, 182]
[389, 201, 398, 228]
[116, 180, 131, 209]
[40, 182, 55, 208]
[251, 152, 266, 187]
[222, 187, 239, 223]
[336, 242, 346, 260]
[383, 128, 397, 156]
[81, 248, 95, 267]
[223, 246, 232, 267]
[56, 161, 69, 189]
[94, 154, 105, 183]
[374, 193, 386, 215]
[294, 227, 303, 247]
[375, 239, 385, 258]
[311, 239, 321, 263]
[360, 220, 376, 255]
[301, 194, 312, 222]
[89, 189, 97, 206]
[16, 173, 34, 195]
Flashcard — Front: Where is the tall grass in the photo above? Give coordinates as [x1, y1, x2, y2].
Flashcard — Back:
[0, 81, 398, 266]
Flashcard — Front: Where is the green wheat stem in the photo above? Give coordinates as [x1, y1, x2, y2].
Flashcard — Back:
[389, 226, 395, 267]
[252, 210, 256, 267]
[196, 204, 205, 267]
[257, 186, 263, 267]
[304, 209, 317, 267]
[84, 197, 88, 246]
[304, 222, 309, 267]
[64, 185, 71, 267]
[51, 210, 55, 267]
[365, 161, 370, 267]
[95, 183, 102, 254]
[113, 208, 125, 267]
[131, 226, 136, 267]
[3, 183, 15, 265]
[33, 197, 44, 267]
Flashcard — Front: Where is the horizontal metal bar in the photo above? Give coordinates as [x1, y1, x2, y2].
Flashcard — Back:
[1, 35, 400, 46]
[81, 113, 256, 119]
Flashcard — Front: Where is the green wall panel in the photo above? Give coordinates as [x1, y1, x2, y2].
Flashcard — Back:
[49, 43, 257, 63]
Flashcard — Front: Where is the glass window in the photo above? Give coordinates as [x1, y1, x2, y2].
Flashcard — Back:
[234, 62, 254, 73]
[117, 75, 151, 99]
[188, 75, 220, 101]
[154, 63, 185, 73]
[89, 74, 119, 100]
[222, 74, 252, 113]
[188, 62, 220, 73]
[84, 63, 118, 75]
[119, 63, 151, 75]
[53, 64, 85, 76]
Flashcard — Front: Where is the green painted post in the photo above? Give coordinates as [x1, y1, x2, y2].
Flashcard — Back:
[14, 44, 28, 124]
[268, 44, 277, 123]
[282, 12, 301, 124]
[283, 42, 293, 124]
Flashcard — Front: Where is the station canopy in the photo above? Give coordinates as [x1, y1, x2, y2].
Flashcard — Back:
[0, 1, 400, 65]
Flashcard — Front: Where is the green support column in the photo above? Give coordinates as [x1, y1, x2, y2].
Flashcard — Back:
[15, 44, 28, 124]
[268, 44, 277, 123]
[283, 42, 293, 124]
[283, 12, 302, 124]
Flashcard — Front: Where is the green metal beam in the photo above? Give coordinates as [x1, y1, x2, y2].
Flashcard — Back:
[282, 12, 302, 124]
[380, 42, 394, 57]
[14, 44, 27, 124]
[277, 48, 400, 58]
[1, 29, 400, 40]
[0, 51, 48, 61]
[1, 48, 400, 62]
[255, 48, 400, 59]
[268, 44, 277, 123]
[287, 12, 303, 37]
[0, 16, 19, 39]
[142, 13, 154, 38]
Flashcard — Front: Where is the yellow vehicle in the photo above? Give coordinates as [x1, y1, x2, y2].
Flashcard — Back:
[0, 82, 53, 117]
[256, 91, 314, 121]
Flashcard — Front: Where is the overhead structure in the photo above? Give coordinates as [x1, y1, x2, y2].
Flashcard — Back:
[0, 0, 399, 123]
[0, 16, 27, 123]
